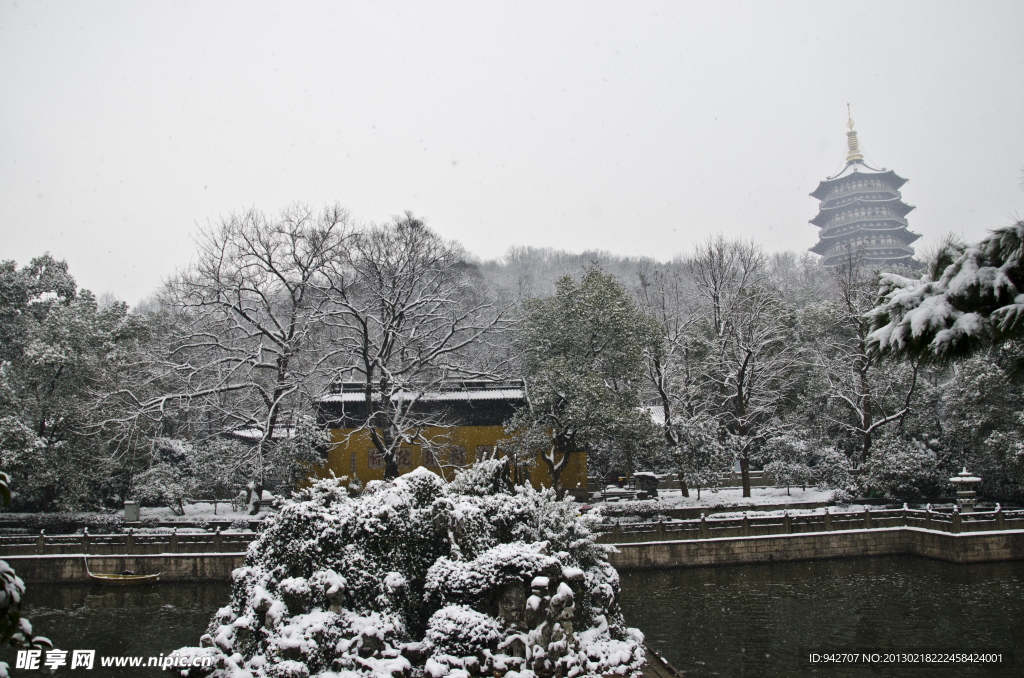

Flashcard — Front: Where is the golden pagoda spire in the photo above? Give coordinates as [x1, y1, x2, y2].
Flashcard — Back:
[845, 103, 864, 163]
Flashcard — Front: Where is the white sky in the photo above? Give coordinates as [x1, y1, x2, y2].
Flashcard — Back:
[2, 1, 1022, 304]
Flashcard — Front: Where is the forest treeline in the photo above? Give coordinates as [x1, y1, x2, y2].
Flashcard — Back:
[1, 204, 1021, 513]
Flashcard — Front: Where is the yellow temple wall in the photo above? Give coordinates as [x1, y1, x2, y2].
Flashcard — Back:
[317, 425, 588, 491]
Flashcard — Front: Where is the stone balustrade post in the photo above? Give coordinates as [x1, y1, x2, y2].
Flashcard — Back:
[995, 503, 1004, 530]
[170, 528, 179, 554]
[699, 513, 709, 539]
[36, 530, 45, 555]
[824, 507, 832, 532]
[952, 507, 962, 534]
[925, 504, 932, 531]
[783, 510, 792, 534]
[863, 507, 871, 530]
[742, 512, 750, 537]
[657, 520, 666, 542]
[126, 527, 135, 554]
[903, 503, 909, 527]
[81, 527, 89, 553]
[612, 524, 623, 542]
[214, 527, 223, 552]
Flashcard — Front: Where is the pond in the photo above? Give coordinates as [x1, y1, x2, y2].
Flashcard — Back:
[0, 582, 231, 677]
[618, 555, 1024, 677]
[2, 556, 1021, 677]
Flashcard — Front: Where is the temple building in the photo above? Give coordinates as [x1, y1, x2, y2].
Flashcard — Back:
[809, 113, 920, 267]
[315, 380, 588, 497]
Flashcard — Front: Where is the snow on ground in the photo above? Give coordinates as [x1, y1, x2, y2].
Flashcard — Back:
[615, 486, 836, 508]
[141, 500, 277, 522]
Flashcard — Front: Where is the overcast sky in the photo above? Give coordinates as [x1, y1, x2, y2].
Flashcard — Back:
[2, 1, 1022, 304]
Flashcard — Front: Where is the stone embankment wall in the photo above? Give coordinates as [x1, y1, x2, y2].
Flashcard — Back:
[4, 553, 245, 583]
[608, 527, 1024, 570]
[6, 527, 1023, 582]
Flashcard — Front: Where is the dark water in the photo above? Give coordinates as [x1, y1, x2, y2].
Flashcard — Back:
[0, 582, 231, 677]
[619, 555, 1024, 678]
[3, 557, 1021, 677]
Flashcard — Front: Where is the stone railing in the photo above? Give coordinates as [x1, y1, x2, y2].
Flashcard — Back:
[595, 505, 1024, 544]
[0, 528, 258, 556]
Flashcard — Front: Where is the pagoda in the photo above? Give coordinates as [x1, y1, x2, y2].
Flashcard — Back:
[809, 111, 920, 267]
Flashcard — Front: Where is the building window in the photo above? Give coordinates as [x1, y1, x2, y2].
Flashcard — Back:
[368, 447, 384, 469]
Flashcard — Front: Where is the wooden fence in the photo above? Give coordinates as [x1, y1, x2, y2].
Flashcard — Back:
[595, 505, 1024, 543]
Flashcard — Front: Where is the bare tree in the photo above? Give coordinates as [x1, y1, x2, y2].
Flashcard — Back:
[688, 237, 798, 497]
[812, 249, 919, 462]
[328, 214, 510, 480]
[637, 262, 705, 496]
[98, 204, 354, 512]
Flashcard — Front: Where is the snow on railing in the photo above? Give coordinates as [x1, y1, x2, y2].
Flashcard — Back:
[594, 505, 1024, 543]
[0, 528, 259, 555]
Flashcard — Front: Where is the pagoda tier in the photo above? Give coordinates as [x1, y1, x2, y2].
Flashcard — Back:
[808, 119, 921, 268]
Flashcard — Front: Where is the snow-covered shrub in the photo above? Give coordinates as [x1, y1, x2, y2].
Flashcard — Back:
[174, 464, 645, 678]
[813, 447, 854, 492]
[761, 434, 814, 494]
[424, 605, 504, 657]
[134, 461, 196, 516]
[860, 436, 944, 501]
[829, 489, 855, 506]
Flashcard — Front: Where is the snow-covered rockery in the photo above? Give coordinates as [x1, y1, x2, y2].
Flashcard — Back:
[174, 462, 645, 678]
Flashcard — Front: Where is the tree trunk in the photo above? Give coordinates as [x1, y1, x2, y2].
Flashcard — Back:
[541, 449, 567, 500]
[678, 474, 690, 498]
[550, 465, 565, 500]
[740, 456, 751, 498]
[384, 454, 400, 481]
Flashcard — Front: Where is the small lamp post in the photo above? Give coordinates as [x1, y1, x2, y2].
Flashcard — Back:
[949, 467, 982, 513]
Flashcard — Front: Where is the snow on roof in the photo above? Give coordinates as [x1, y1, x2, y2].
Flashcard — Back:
[230, 427, 297, 440]
[825, 158, 889, 181]
[810, 160, 908, 199]
[321, 388, 524, 403]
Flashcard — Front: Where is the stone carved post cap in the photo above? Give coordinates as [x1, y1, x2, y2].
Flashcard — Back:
[950, 468, 982, 484]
